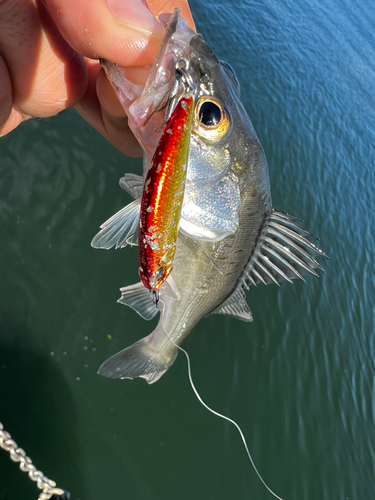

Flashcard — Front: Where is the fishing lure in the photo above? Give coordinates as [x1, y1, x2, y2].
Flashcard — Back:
[138, 94, 195, 297]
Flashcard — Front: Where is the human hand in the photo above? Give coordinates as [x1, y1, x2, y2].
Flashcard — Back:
[0, 0, 195, 157]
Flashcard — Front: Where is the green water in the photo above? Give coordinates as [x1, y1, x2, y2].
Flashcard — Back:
[1, 0, 374, 499]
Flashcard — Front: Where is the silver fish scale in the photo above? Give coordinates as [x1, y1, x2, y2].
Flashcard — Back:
[182, 172, 240, 235]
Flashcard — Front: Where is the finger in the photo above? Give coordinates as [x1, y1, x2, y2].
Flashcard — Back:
[0, 0, 87, 118]
[0, 109, 31, 137]
[97, 69, 143, 157]
[75, 62, 142, 158]
[0, 54, 12, 128]
[63, 0, 195, 156]
[0, 53, 30, 136]
[47, 0, 195, 68]
[96, 66, 128, 118]
[46, 0, 165, 67]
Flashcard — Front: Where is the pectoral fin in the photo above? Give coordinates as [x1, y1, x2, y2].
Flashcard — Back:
[119, 173, 143, 199]
[159, 274, 180, 300]
[91, 198, 140, 249]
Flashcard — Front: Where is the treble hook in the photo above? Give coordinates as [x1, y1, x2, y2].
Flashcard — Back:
[151, 289, 160, 308]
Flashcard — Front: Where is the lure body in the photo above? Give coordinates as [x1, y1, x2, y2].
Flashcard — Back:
[139, 96, 194, 291]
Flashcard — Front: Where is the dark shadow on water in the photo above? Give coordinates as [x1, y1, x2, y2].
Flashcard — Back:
[0, 321, 86, 500]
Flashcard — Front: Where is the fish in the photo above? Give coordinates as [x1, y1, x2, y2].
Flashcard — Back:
[139, 95, 195, 294]
[95, 11, 327, 384]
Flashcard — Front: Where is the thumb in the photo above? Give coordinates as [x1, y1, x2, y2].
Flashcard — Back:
[45, 0, 166, 67]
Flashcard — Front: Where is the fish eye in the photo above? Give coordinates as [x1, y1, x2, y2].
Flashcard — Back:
[194, 96, 231, 142]
[199, 101, 222, 126]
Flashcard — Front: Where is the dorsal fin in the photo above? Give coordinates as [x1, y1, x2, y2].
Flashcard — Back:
[240, 209, 327, 289]
[119, 173, 143, 199]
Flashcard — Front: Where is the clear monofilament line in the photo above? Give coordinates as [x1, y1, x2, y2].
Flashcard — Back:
[176, 344, 284, 500]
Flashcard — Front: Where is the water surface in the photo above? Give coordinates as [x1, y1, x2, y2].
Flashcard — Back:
[0, 0, 374, 499]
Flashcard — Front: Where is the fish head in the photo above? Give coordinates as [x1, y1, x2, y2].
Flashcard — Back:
[100, 11, 269, 242]
[180, 35, 270, 241]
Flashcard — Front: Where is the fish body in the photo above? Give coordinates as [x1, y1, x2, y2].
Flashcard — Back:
[97, 25, 327, 383]
[139, 96, 194, 291]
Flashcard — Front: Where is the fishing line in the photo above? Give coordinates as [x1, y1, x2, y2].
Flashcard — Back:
[173, 341, 284, 500]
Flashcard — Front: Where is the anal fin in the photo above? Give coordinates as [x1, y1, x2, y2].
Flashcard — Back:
[212, 288, 253, 322]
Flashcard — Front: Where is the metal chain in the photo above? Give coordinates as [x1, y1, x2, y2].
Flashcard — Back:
[0, 422, 65, 500]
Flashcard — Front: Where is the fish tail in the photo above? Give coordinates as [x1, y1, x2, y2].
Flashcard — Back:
[97, 325, 178, 384]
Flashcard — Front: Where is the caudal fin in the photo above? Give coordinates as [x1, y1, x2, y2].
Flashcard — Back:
[97, 332, 178, 384]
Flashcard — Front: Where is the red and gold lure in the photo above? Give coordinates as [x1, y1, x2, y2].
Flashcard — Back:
[139, 96, 194, 294]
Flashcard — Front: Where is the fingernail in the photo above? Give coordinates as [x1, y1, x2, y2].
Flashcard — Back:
[107, 0, 164, 37]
